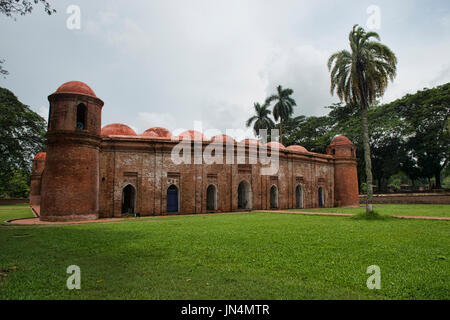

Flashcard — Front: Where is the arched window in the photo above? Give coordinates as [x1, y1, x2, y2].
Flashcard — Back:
[167, 185, 179, 213]
[76, 104, 87, 130]
[238, 180, 252, 210]
[206, 185, 217, 211]
[270, 185, 278, 209]
[296, 185, 303, 209]
[122, 184, 136, 214]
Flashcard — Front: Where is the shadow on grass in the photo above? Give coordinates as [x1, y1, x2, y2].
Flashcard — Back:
[351, 210, 392, 221]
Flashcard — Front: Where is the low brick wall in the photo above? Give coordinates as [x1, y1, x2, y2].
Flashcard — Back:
[359, 193, 450, 204]
[0, 198, 28, 205]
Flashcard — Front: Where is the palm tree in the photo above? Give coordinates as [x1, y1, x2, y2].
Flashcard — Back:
[328, 24, 397, 213]
[246, 102, 275, 140]
[265, 85, 297, 145]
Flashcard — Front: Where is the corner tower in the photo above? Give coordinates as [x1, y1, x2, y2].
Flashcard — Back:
[40, 81, 104, 221]
[327, 136, 359, 207]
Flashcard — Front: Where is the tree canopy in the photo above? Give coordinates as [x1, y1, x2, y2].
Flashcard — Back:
[0, 87, 46, 197]
[282, 82, 450, 191]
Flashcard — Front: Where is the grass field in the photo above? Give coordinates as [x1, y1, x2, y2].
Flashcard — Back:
[0, 204, 449, 300]
[296, 204, 450, 217]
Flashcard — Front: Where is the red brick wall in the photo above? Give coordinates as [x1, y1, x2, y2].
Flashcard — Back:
[0, 199, 28, 205]
[97, 139, 339, 218]
[359, 193, 450, 204]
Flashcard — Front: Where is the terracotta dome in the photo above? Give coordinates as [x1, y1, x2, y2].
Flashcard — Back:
[240, 139, 260, 146]
[34, 152, 47, 160]
[266, 142, 285, 149]
[142, 127, 172, 138]
[55, 81, 97, 98]
[287, 145, 308, 153]
[211, 135, 236, 143]
[101, 123, 137, 136]
[177, 130, 207, 141]
[330, 135, 353, 146]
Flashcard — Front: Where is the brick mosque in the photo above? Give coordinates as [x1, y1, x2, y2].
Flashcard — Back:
[30, 81, 359, 222]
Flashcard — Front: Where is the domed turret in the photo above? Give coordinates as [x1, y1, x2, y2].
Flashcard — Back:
[55, 81, 97, 98]
[40, 81, 104, 222]
[327, 135, 359, 207]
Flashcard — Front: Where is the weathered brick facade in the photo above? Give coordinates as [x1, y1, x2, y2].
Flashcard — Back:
[31, 81, 360, 222]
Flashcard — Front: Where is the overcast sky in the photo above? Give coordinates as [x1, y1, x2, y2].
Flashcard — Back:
[1, 0, 449, 137]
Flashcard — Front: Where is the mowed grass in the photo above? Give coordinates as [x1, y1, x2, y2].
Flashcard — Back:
[0, 204, 449, 300]
[0, 203, 35, 223]
[296, 204, 450, 217]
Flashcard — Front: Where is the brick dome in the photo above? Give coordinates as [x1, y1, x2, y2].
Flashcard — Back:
[55, 81, 97, 98]
[330, 135, 353, 146]
[142, 127, 172, 138]
[211, 135, 236, 143]
[101, 124, 137, 136]
[240, 139, 260, 145]
[177, 130, 207, 141]
[266, 142, 285, 149]
[34, 152, 47, 160]
[287, 145, 308, 153]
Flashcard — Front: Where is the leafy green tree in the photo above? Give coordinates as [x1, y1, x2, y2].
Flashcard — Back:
[388, 83, 450, 188]
[265, 85, 297, 145]
[246, 102, 275, 139]
[328, 24, 397, 213]
[284, 115, 334, 153]
[0, 87, 46, 198]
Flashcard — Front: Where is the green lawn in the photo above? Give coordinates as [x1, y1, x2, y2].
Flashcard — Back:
[296, 204, 450, 217]
[0, 204, 448, 300]
[0, 203, 35, 223]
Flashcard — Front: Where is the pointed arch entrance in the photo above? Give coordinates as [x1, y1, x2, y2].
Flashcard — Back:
[270, 185, 278, 209]
[122, 184, 136, 215]
[318, 187, 324, 207]
[296, 185, 303, 209]
[206, 185, 217, 211]
[238, 180, 252, 210]
[167, 185, 179, 213]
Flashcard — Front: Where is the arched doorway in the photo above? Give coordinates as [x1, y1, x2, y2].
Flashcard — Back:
[167, 185, 179, 213]
[122, 184, 136, 214]
[318, 187, 324, 207]
[270, 185, 278, 209]
[238, 180, 252, 210]
[206, 185, 217, 211]
[296, 185, 303, 209]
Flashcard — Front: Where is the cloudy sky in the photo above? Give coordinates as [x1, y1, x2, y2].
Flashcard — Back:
[1, 0, 449, 137]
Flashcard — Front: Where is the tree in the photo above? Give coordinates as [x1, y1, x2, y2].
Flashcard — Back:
[389, 83, 450, 188]
[328, 24, 397, 213]
[246, 102, 275, 140]
[0, 0, 55, 76]
[283, 115, 334, 153]
[0, 0, 55, 17]
[265, 85, 297, 145]
[0, 87, 46, 198]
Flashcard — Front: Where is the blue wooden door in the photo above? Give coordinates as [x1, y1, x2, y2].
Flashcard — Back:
[167, 186, 178, 213]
